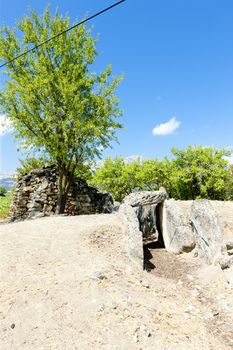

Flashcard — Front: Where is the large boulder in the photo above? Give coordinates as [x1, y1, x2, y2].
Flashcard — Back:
[162, 199, 196, 254]
[190, 200, 223, 265]
[118, 204, 144, 268]
[210, 201, 233, 243]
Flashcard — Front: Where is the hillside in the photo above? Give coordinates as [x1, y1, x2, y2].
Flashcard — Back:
[0, 175, 15, 191]
[0, 214, 232, 350]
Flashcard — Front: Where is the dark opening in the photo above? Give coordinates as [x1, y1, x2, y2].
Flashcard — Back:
[155, 202, 165, 248]
[143, 202, 165, 270]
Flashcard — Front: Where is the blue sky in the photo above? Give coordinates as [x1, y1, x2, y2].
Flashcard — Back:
[1, 0, 233, 172]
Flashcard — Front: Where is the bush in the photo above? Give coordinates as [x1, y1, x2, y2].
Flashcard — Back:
[0, 192, 13, 219]
[0, 186, 7, 196]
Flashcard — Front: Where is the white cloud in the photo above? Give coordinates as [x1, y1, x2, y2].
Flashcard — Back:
[152, 117, 181, 136]
[224, 146, 233, 164]
[0, 171, 16, 179]
[227, 155, 233, 164]
[224, 154, 233, 165]
[125, 155, 143, 164]
[0, 114, 13, 136]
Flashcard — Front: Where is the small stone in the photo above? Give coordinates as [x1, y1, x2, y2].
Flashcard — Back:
[191, 289, 200, 297]
[133, 334, 139, 343]
[93, 272, 107, 280]
[185, 305, 194, 313]
[96, 337, 104, 344]
[187, 274, 194, 281]
[140, 324, 151, 337]
[224, 323, 233, 331]
[140, 279, 150, 288]
[111, 303, 117, 310]
[212, 310, 219, 316]
[226, 241, 233, 251]
[97, 304, 105, 312]
[11, 323, 15, 329]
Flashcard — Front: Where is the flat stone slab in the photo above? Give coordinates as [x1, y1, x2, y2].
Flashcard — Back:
[123, 191, 168, 207]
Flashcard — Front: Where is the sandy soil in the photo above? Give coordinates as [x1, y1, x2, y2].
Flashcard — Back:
[0, 213, 232, 350]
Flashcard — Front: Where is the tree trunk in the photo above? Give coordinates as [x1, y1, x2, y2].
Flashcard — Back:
[55, 168, 73, 214]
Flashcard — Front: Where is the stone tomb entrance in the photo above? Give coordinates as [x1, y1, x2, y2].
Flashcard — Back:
[122, 192, 233, 285]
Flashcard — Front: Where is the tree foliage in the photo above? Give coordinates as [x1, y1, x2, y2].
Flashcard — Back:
[90, 156, 170, 201]
[90, 146, 233, 202]
[0, 8, 122, 213]
[168, 146, 232, 200]
[16, 156, 51, 177]
[90, 157, 142, 202]
[0, 186, 7, 196]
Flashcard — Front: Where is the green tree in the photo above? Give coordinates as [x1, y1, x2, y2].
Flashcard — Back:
[169, 146, 232, 200]
[0, 8, 122, 213]
[224, 164, 233, 200]
[90, 157, 170, 201]
[16, 156, 51, 177]
[138, 158, 171, 191]
[0, 186, 7, 196]
[90, 157, 142, 202]
[90, 147, 233, 201]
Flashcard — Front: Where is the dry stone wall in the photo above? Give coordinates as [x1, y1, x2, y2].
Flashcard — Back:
[10, 166, 113, 221]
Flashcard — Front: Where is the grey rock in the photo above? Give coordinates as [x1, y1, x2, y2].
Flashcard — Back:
[112, 201, 121, 212]
[227, 249, 233, 256]
[101, 193, 114, 213]
[28, 211, 45, 220]
[111, 302, 117, 310]
[123, 190, 168, 207]
[217, 255, 233, 270]
[93, 271, 107, 280]
[162, 199, 196, 254]
[190, 200, 223, 265]
[209, 201, 233, 242]
[224, 323, 233, 331]
[224, 266, 233, 288]
[226, 241, 233, 251]
[97, 304, 105, 312]
[119, 204, 143, 268]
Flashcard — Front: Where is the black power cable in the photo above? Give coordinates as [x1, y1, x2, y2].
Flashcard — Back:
[0, 0, 126, 69]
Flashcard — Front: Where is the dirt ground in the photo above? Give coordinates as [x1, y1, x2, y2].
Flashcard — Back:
[0, 213, 232, 350]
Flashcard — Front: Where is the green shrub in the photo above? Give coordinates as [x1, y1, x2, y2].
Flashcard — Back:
[0, 192, 13, 219]
[0, 186, 7, 196]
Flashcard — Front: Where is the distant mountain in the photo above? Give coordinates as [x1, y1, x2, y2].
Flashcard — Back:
[0, 173, 16, 191]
